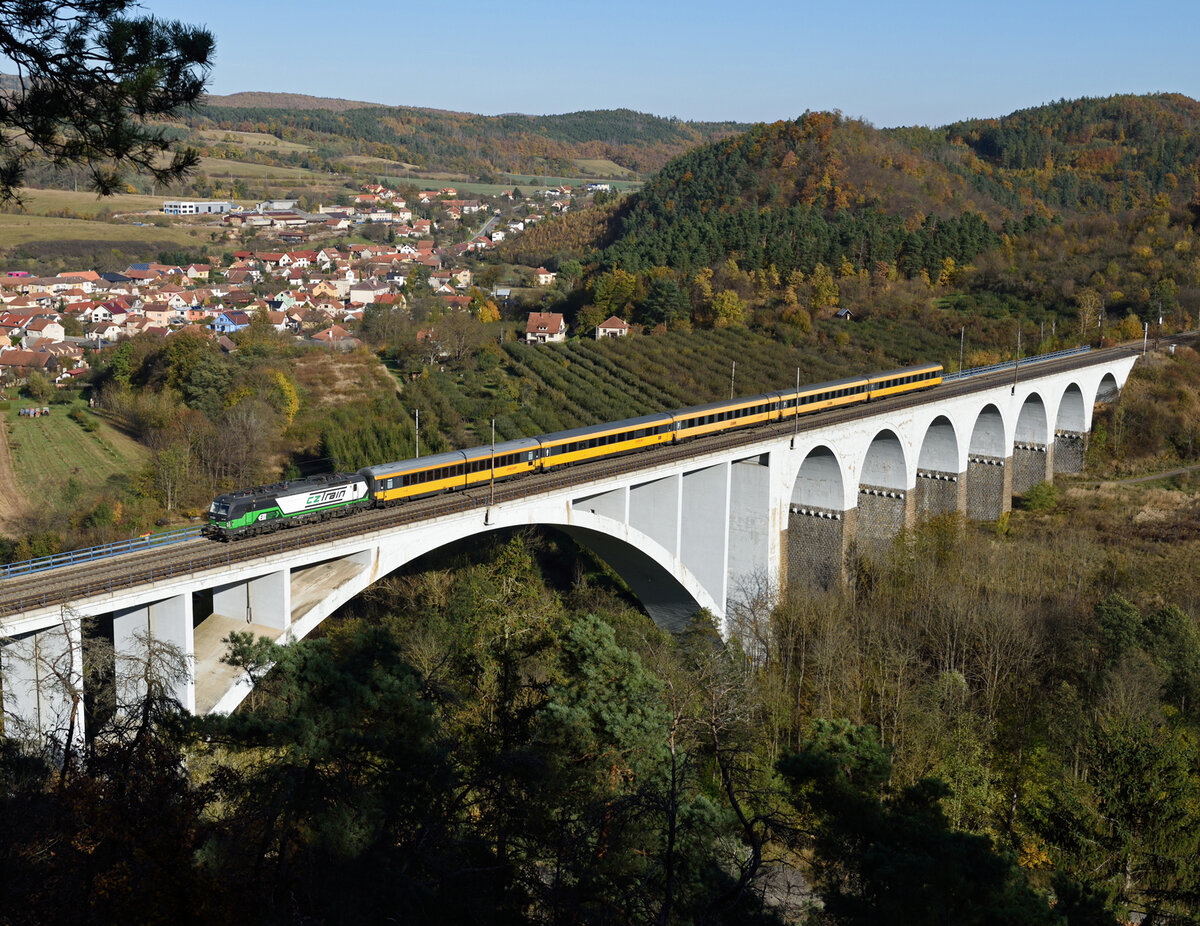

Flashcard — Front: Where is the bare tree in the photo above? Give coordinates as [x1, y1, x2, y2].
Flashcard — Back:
[726, 569, 778, 666]
[0, 606, 95, 778]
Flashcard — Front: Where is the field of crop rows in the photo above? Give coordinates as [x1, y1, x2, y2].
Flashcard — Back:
[399, 329, 872, 450]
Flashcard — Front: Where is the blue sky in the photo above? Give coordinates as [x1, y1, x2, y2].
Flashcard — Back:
[149, 0, 1198, 126]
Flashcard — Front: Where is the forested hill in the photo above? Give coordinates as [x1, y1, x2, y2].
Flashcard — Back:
[593, 111, 1013, 277]
[205, 91, 382, 111]
[939, 93, 1200, 207]
[585, 95, 1200, 273]
[501, 94, 1200, 337]
[191, 99, 748, 175]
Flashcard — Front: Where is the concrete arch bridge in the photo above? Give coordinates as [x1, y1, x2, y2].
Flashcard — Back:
[0, 347, 1138, 740]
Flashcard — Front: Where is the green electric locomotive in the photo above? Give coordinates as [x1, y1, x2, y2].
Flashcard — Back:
[204, 472, 371, 540]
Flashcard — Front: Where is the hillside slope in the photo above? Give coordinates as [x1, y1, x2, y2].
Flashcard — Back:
[205, 91, 382, 111]
[189, 101, 748, 176]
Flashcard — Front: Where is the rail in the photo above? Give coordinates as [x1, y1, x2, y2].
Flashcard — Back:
[942, 345, 1091, 382]
[0, 527, 204, 580]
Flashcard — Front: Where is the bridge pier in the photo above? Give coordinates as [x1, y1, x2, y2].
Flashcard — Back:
[680, 463, 730, 616]
[629, 475, 680, 556]
[1012, 442, 1052, 495]
[576, 484, 628, 522]
[856, 485, 914, 561]
[915, 469, 966, 520]
[728, 456, 774, 607]
[1054, 430, 1088, 474]
[113, 592, 195, 713]
[1, 615, 84, 745]
[786, 505, 854, 590]
[213, 569, 292, 630]
[966, 455, 1012, 521]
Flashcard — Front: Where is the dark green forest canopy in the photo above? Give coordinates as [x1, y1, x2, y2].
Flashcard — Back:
[943, 93, 1200, 176]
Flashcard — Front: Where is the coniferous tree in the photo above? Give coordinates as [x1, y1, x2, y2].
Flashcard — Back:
[0, 1, 214, 202]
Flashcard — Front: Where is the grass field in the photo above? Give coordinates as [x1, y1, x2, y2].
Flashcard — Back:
[572, 158, 637, 179]
[5, 403, 149, 501]
[195, 129, 313, 153]
[341, 159, 643, 195]
[364, 173, 643, 197]
[337, 155, 425, 173]
[0, 212, 217, 249]
[196, 156, 324, 181]
[501, 172, 642, 192]
[9, 188, 171, 217]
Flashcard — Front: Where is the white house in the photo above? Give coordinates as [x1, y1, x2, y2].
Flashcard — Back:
[525, 312, 566, 344]
[596, 316, 631, 340]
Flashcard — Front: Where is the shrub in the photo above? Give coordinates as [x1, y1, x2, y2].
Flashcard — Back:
[68, 407, 100, 432]
[1020, 481, 1059, 511]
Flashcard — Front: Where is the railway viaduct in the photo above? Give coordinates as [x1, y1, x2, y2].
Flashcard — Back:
[0, 347, 1139, 744]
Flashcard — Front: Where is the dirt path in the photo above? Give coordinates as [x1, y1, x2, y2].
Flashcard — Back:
[0, 416, 31, 533]
[1078, 463, 1200, 488]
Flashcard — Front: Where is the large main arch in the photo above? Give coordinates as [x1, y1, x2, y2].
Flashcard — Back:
[209, 510, 724, 714]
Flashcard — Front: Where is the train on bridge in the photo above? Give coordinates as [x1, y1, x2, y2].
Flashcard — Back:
[204, 362, 944, 540]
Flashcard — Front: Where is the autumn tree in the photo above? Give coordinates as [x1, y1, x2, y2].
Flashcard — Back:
[782, 720, 1058, 926]
[808, 262, 840, 314]
[712, 289, 748, 328]
[1075, 287, 1104, 335]
[435, 308, 487, 361]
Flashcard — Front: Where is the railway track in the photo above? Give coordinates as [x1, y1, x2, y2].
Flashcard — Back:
[0, 340, 1159, 619]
